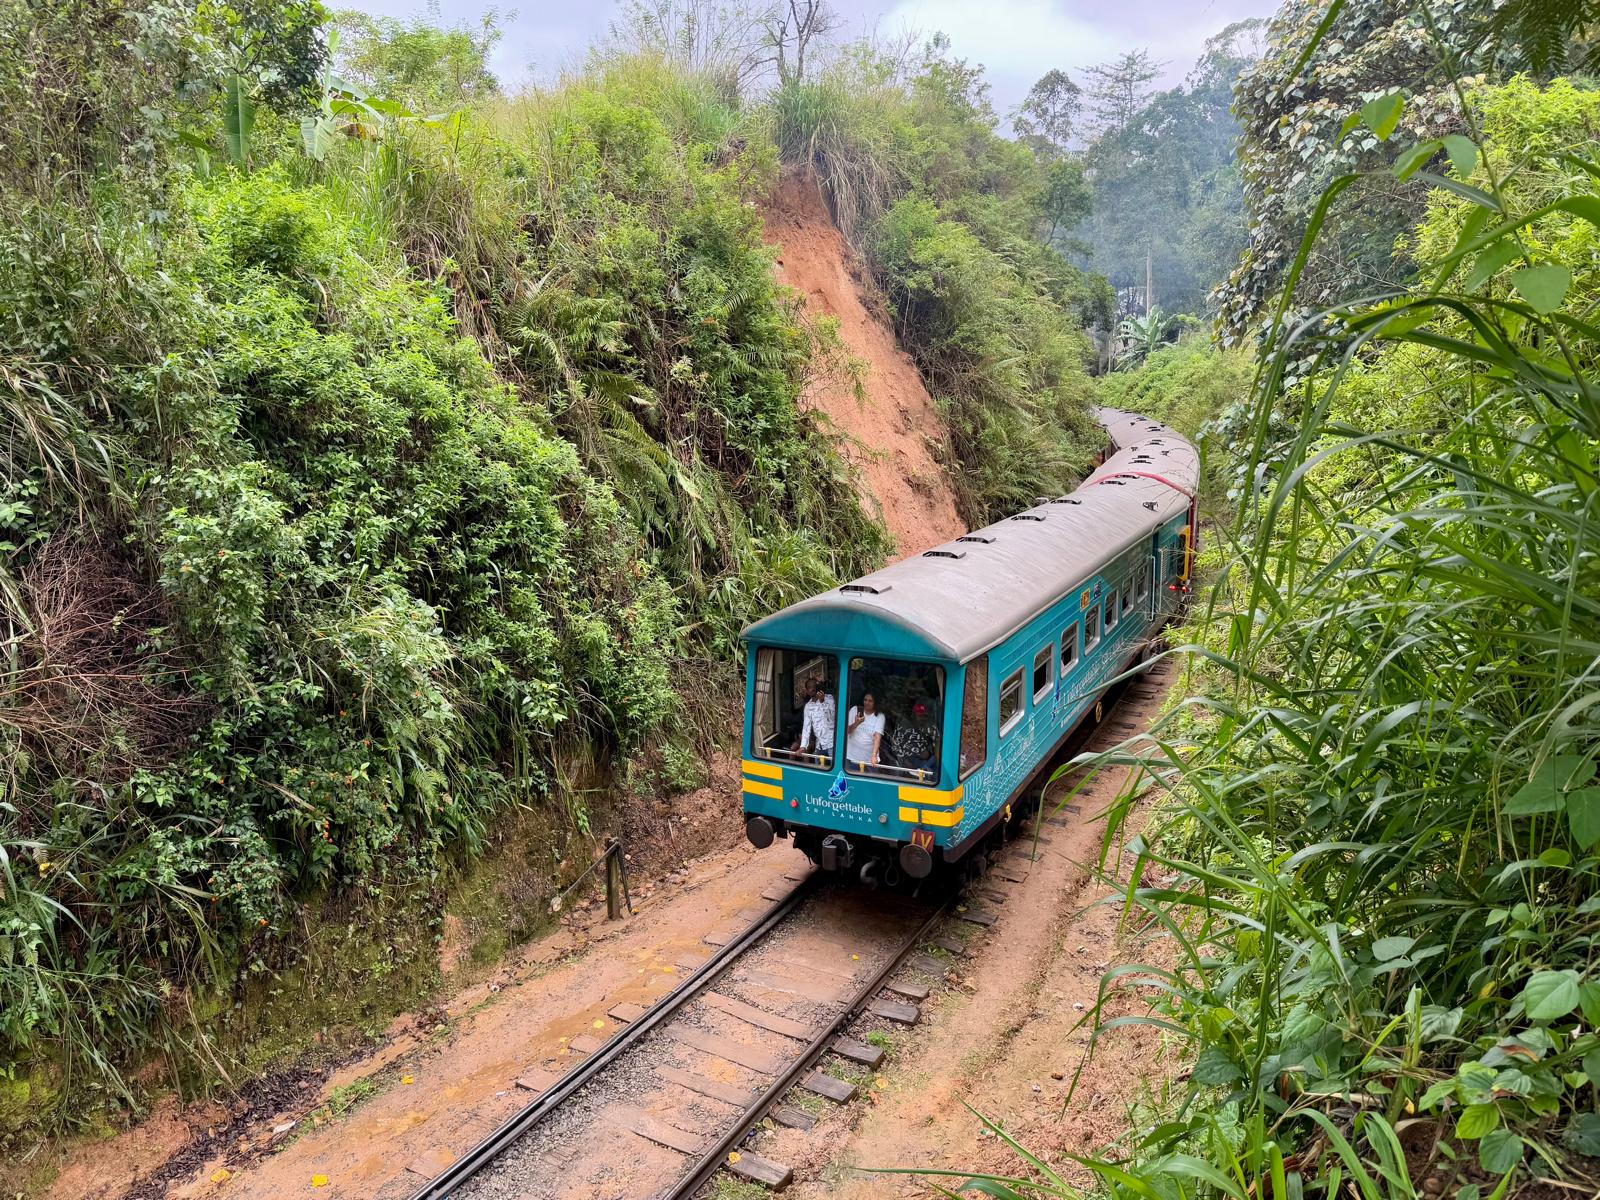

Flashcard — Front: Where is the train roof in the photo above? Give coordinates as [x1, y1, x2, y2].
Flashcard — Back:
[741, 409, 1199, 664]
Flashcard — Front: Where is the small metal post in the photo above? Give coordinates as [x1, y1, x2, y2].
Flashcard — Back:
[605, 841, 620, 920]
[604, 839, 634, 920]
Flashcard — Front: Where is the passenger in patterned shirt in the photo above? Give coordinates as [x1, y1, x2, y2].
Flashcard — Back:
[888, 699, 939, 778]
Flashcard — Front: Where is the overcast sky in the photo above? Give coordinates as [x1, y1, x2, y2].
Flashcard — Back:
[338, 0, 1280, 116]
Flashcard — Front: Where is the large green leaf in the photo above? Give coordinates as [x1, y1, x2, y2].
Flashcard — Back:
[223, 75, 257, 171]
[1443, 134, 1478, 179]
[1361, 93, 1405, 141]
[301, 115, 337, 162]
[1566, 1113, 1600, 1155]
[1455, 1103, 1500, 1139]
[1462, 241, 1519, 291]
[1506, 755, 1596, 814]
[1567, 788, 1600, 849]
[1521, 970, 1582, 1022]
[1478, 1130, 1522, 1175]
[1510, 263, 1572, 314]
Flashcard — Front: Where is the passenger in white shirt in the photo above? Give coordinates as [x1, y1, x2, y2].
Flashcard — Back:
[845, 692, 886, 767]
[795, 678, 836, 761]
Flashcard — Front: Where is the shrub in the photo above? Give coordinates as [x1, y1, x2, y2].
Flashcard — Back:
[1079, 76, 1600, 1199]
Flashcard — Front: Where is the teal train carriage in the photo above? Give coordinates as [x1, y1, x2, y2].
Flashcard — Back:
[738, 409, 1199, 884]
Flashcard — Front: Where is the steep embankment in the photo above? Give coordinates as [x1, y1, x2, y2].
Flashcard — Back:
[763, 170, 966, 557]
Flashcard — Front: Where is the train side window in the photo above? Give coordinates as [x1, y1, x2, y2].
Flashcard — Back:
[1105, 593, 1119, 631]
[1032, 645, 1052, 704]
[998, 669, 1025, 737]
[1121, 584, 1133, 615]
[959, 656, 988, 780]
[1061, 622, 1079, 672]
[1085, 607, 1101, 648]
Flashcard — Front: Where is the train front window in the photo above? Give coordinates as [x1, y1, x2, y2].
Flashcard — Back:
[844, 656, 945, 781]
[752, 647, 838, 768]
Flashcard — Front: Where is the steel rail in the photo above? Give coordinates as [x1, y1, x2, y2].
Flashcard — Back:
[408, 870, 824, 1200]
[664, 888, 955, 1200]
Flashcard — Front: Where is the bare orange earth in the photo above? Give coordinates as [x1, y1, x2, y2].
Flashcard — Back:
[764, 168, 968, 557]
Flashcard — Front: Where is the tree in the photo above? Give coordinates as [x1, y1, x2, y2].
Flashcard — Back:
[1081, 49, 1162, 137]
[1073, 20, 1262, 317]
[1014, 68, 1081, 156]
[605, 0, 770, 97]
[1115, 306, 1175, 367]
[1213, 0, 1540, 344]
[1487, 0, 1600, 72]
[762, 0, 839, 86]
[1039, 156, 1091, 245]
[333, 4, 502, 110]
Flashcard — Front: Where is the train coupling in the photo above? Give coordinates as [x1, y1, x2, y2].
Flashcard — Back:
[819, 833, 854, 871]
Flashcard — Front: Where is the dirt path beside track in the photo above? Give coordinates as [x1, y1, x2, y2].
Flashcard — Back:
[773, 659, 1182, 1198]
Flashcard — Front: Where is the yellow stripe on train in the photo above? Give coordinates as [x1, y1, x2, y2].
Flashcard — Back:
[742, 759, 783, 780]
[742, 779, 783, 801]
[899, 805, 964, 828]
[897, 782, 963, 808]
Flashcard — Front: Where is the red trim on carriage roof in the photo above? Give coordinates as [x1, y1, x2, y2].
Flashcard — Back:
[1089, 470, 1196, 501]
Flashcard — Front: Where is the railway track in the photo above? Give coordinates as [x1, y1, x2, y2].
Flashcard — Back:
[409, 869, 954, 1200]
[408, 662, 1170, 1200]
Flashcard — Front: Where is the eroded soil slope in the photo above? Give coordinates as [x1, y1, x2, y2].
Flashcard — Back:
[764, 169, 966, 557]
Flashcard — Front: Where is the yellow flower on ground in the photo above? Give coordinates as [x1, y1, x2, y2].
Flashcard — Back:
[401, 1075, 414, 1085]
[312, 1175, 329, 1188]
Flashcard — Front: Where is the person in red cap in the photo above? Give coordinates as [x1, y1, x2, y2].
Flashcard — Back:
[888, 697, 940, 780]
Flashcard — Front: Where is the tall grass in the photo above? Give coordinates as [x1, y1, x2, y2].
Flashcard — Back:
[908, 72, 1600, 1200]
[1060, 91, 1600, 1200]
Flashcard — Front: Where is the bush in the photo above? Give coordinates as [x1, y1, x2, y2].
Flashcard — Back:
[1075, 75, 1600, 1200]
[0, 25, 888, 1128]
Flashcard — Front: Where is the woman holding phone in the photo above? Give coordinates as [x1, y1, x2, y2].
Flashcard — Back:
[845, 691, 885, 768]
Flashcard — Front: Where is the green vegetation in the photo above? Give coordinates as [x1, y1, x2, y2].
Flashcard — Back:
[1068, 61, 1600, 1200]
[1074, 26, 1263, 320]
[1213, 0, 1597, 344]
[0, 0, 900, 1135]
[930, 7, 1600, 1199]
[1094, 335, 1253, 499]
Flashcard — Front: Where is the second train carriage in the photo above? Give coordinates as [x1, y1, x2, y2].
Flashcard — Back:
[738, 409, 1199, 883]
